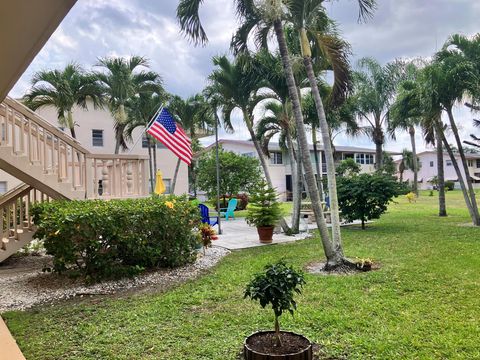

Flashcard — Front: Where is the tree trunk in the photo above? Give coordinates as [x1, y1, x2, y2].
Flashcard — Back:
[274, 315, 282, 347]
[409, 126, 418, 196]
[171, 158, 181, 194]
[147, 137, 154, 192]
[242, 108, 291, 233]
[66, 111, 76, 139]
[446, 107, 480, 225]
[287, 133, 300, 233]
[435, 121, 447, 217]
[399, 169, 404, 183]
[302, 46, 344, 262]
[373, 118, 384, 170]
[274, 20, 341, 266]
[312, 126, 323, 200]
[439, 128, 477, 223]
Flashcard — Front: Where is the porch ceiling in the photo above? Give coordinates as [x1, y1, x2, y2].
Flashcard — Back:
[0, 0, 77, 102]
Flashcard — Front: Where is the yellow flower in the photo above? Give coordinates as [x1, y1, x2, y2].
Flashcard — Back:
[165, 201, 174, 209]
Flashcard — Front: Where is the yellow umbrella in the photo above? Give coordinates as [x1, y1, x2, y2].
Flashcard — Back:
[154, 170, 166, 195]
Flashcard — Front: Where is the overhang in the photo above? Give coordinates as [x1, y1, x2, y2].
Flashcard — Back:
[0, 0, 77, 102]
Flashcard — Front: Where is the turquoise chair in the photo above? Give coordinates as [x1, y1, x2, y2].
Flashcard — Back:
[220, 198, 237, 220]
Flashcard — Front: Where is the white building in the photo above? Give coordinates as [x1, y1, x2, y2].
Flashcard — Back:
[0, 102, 189, 195]
[399, 151, 480, 189]
[203, 139, 381, 201]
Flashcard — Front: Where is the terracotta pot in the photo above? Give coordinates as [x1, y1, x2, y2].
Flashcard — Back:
[244, 331, 312, 360]
[257, 226, 274, 243]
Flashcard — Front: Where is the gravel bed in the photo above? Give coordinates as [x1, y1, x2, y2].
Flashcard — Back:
[0, 246, 230, 313]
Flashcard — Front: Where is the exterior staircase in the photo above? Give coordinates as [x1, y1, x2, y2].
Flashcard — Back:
[0, 97, 150, 262]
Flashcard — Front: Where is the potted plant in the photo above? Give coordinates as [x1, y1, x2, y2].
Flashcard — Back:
[243, 260, 312, 359]
[246, 181, 282, 243]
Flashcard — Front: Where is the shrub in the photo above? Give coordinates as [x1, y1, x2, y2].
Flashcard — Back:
[235, 193, 249, 210]
[445, 180, 455, 191]
[337, 173, 398, 229]
[32, 195, 200, 283]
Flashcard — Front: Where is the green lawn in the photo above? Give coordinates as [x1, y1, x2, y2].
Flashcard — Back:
[3, 191, 480, 359]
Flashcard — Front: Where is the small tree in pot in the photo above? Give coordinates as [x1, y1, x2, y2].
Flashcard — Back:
[244, 261, 311, 359]
[246, 181, 282, 243]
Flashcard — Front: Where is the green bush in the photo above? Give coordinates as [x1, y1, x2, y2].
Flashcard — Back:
[445, 180, 455, 191]
[32, 195, 200, 283]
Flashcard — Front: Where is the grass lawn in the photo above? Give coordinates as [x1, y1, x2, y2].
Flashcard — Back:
[3, 191, 480, 359]
[209, 201, 293, 218]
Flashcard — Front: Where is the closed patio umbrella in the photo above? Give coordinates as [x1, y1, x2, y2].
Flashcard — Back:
[155, 170, 166, 195]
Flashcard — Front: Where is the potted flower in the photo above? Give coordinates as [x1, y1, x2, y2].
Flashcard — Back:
[243, 260, 312, 359]
[245, 181, 282, 243]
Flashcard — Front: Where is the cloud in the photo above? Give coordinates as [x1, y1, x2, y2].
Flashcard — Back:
[9, 0, 480, 152]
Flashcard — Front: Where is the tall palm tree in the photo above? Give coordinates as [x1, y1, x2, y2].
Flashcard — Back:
[177, 0, 374, 269]
[95, 56, 160, 154]
[397, 149, 413, 183]
[352, 57, 402, 170]
[168, 94, 215, 194]
[24, 63, 104, 139]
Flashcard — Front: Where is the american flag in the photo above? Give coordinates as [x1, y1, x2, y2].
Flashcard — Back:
[146, 108, 192, 165]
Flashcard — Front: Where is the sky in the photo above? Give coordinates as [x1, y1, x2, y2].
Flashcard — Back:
[9, 0, 480, 153]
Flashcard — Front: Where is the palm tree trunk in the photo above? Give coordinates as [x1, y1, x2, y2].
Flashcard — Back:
[435, 121, 447, 217]
[171, 158, 181, 194]
[274, 20, 340, 266]
[242, 108, 291, 233]
[439, 127, 477, 223]
[311, 126, 323, 200]
[301, 47, 344, 261]
[446, 108, 480, 225]
[287, 134, 300, 233]
[409, 126, 418, 196]
[66, 111, 76, 139]
[373, 119, 384, 170]
[147, 137, 154, 192]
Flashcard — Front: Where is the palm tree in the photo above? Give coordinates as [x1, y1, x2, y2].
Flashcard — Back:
[464, 119, 480, 149]
[397, 149, 413, 183]
[95, 56, 160, 154]
[24, 63, 103, 139]
[177, 0, 375, 269]
[124, 85, 166, 191]
[168, 94, 214, 194]
[352, 57, 402, 170]
[389, 64, 422, 195]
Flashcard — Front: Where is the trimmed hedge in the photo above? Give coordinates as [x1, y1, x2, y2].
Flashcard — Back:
[32, 195, 200, 283]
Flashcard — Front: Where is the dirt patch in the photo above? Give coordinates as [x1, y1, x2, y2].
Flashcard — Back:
[305, 261, 380, 275]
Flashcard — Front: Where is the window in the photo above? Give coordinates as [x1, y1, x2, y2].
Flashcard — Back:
[270, 152, 283, 165]
[92, 129, 103, 147]
[157, 142, 167, 149]
[0, 181, 6, 194]
[477, 159, 480, 168]
[164, 179, 172, 194]
[142, 135, 149, 148]
[355, 153, 374, 165]
[467, 160, 474, 167]
[430, 161, 434, 167]
[1, 124, 5, 141]
[446, 160, 452, 167]
[243, 152, 255, 158]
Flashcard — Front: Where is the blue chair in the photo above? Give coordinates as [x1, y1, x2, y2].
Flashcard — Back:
[199, 204, 219, 226]
[220, 198, 237, 220]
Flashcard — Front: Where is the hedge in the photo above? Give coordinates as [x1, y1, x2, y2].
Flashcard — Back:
[32, 195, 200, 283]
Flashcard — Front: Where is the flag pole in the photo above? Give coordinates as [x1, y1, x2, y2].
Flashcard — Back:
[128, 104, 164, 154]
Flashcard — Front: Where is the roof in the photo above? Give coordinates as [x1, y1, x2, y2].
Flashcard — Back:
[202, 139, 398, 154]
[415, 150, 480, 159]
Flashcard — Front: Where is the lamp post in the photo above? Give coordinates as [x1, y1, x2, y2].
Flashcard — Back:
[215, 111, 222, 234]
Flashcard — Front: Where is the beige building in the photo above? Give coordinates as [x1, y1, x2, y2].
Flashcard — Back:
[0, 103, 189, 195]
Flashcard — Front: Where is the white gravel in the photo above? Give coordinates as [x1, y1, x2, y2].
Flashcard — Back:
[0, 246, 230, 313]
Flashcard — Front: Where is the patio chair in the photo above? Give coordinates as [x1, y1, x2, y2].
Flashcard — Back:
[220, 198, 237, 220]
[198, 204, 219, 227]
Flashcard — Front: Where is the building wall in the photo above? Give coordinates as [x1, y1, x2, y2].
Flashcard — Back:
[1, 104, 189, 195]
[401, 152, 480, 189]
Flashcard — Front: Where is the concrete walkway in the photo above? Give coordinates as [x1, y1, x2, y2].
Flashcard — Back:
[213, 217, 314, 250]
[0, 317, 26, 360]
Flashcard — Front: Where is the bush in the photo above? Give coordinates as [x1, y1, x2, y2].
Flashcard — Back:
[32, 195, 200, 283]
[235, 193, 249, 210]
[445, 180, 455, 191]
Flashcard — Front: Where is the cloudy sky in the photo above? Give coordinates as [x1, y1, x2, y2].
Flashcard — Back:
[9, 0, 480, 152]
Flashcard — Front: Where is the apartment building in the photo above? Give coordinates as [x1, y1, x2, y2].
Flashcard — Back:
[203, 139, 380, 200]
[0, 103, 189, 195]
[399, 151, 480, 189]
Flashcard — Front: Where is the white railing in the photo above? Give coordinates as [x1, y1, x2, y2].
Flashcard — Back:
[0, 97, 149, 199]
